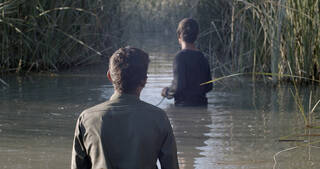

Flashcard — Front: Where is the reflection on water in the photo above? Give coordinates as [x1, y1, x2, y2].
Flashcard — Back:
[2, 34, 320, 169]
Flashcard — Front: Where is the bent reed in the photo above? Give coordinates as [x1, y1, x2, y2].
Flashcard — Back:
[196, 0, 320, 83]
[1, 0, 319, 79]
[0, 0, 123, 72]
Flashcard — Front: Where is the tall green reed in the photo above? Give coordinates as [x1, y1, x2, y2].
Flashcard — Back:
[196, 0, 320, 83]
[0, 0, 124, 72]
[197, 0, 320, 130]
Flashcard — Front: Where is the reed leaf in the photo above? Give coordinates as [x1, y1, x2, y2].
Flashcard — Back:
[56, 28, 102, 56]
[196, 0, 320, 83]
[0, 0, 123, 72]
[0, 77, 9, 87]
[38, 7, 97, 17]
[200, 72, 320, 86]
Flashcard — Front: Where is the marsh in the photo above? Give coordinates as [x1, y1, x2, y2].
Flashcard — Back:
[1, 34, 320, 169]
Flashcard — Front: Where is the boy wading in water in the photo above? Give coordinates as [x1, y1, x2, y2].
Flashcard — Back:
[71, 47, 179, 169]
[162, 18, 213, 106]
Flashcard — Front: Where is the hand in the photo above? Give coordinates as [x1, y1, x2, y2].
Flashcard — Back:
[161, 87, 169, 97]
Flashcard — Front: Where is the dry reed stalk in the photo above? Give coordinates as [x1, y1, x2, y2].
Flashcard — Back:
[196, 0, 320, 82]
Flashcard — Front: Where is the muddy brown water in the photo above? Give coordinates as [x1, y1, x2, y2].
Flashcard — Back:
[1, 34, 320, 169]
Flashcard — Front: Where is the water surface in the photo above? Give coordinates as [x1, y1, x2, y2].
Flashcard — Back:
[1, 34, 320, 169]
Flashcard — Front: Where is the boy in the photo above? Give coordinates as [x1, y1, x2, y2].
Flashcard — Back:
[72, 47, 179, 169]
[162, 18, 213, 106]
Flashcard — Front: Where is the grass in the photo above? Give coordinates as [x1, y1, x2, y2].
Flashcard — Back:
[0, 0, 197, 73]
[196, 0, 320, 83]
[0, 77, 9, 87]
[0, 0, 124, 73]
[196, 2, 320, 147]
[1, 0, 318, 78]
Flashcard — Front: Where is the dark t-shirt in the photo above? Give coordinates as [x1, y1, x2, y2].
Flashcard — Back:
[166, 49, 213, 106]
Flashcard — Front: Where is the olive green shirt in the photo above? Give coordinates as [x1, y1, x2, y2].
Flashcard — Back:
[71, 92, 179, 169]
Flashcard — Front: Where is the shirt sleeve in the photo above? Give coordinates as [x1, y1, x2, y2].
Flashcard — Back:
[158, 118, 179, 169]
[166, 54, 186, 98]
[71, 117, 92, 169]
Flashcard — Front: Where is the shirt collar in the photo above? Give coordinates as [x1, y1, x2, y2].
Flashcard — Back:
[109, 91, 140, 101]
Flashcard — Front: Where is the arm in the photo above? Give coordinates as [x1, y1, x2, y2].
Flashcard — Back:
[71, 118, 91, 169]
[159, 118, 179, 169]
[162, 54, 186, 99]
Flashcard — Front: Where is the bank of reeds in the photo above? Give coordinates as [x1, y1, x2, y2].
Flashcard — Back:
[121, 0, 195, 36]
[0, 0, 123, 72]
[197, 0, 320, 83]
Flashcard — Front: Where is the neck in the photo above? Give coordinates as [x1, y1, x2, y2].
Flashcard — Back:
[181, 42, 197, 50]
[114, 89, 141, 97]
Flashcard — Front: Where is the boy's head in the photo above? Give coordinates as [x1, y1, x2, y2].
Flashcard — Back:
[108, 47, 150, 94]
[176, 18, 199, 44]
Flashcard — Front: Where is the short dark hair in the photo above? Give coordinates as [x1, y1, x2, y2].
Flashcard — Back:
[109, 47, 150, 93]
[176, 18, 199, 43]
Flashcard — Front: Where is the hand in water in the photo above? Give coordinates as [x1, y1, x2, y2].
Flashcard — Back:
[161, 87, 168, 97]
[161, 87, 173, 99]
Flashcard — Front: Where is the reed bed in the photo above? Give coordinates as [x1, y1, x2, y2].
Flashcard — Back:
[120, 0, 195, 37]
[0, 0, 123, 72]
[1, 0, 319, 76]
[196, 0, 320, 83]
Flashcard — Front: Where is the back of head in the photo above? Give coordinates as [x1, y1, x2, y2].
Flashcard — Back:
[177, 18, 199, 43]
[109, 47, 150, 94]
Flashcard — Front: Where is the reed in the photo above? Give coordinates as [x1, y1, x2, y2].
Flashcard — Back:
[196, 0, 320, 83]
[120, 0, 195, 36]
[0, 0, 123, 72]
[0, 77, 9, 87]
[1, 0, 318, 76]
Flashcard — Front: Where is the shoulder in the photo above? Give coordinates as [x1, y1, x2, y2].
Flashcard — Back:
[191, 50, 208, 61]
[176, 49, 204, 57]
[138, 100, 170, 122]
[174, 50, 191, 62]
[140, 100, 167, 115]
[77, 101, 112, 123]
[141, 102, 172, 133]
[174, 51, 184, 61]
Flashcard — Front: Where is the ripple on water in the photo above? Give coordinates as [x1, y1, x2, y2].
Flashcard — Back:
[2, 39, 320, 169]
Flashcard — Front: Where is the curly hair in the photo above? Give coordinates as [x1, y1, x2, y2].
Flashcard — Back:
[176, 18, 199, 43]
[109, 47, 150, 93]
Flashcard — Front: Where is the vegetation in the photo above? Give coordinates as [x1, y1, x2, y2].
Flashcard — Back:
[196, 0, 320, 83]
[0, 0, 197, 73]
[120, 0, 196, 38]
[1, 0, 319, 79]
[0, 0, 123, 72]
